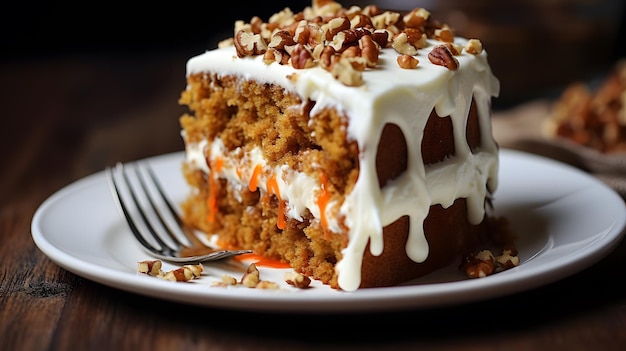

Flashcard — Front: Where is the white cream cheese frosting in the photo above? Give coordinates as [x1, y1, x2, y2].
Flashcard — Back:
[183, 31, 499, 291]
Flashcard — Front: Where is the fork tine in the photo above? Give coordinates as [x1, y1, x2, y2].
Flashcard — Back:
[143, 164, 199, 248]
[107, 163, 170, 257]
[109, 162, 183, 257]
[122, 163, 178, 253]
[133, 163, 192, 249]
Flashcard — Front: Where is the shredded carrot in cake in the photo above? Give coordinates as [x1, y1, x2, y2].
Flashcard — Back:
[316, 172, 332, 239]
[266, 175, 286, 230]
[249, 164, 262, 192]
[213, 158, 224, 172]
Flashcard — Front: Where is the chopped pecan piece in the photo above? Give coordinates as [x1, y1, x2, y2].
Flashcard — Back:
[428, 45, 459, 70]
[234, 30, 268, 57]
[397, 55, 419, 69]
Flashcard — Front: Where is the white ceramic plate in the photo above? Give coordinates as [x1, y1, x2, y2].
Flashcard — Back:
[31, 149, 626, 313]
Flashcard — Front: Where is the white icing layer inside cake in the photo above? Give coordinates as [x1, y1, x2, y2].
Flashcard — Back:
[183, 37, 500, 291]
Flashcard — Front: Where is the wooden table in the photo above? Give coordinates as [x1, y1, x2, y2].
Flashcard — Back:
[2, 53, 625, 351]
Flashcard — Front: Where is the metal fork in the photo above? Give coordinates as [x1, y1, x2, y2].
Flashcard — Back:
[106, 161, 251, 264]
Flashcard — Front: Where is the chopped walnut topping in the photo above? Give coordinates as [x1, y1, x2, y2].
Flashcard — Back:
[350, 14, 373, 29]
[234, 30, 268, 57]
[329, 27, 371, 52]
[284, 271, 312, 289]
[460, 246, 520, 279]
[161, 264, 204, 282]
[323, 16, 351, 41]
[231, 263, 293, 289]
[136, 261, 204, 283]
[137, 260, 163, 277]
[340, 45, 360, 60]
[404, 28, 427, 49]
[371, 29, 390, 48]
[215, 1, 488, 86]
[397, 55, 419, 69]
[495, 249, 520, 272]
[332, 57, 363, 86]
[256, 281, 281, 290]
[461, 250, 495, 278]
[137, 260, 204, 282]
[443, 42, 463, 56]
[241, 263, 261, 287]
[361, 4, 380, 17]
[291, 44, 316, 69]
[311, 43, 325, 60]
[358, 35, 379, 67]
[218, 274, 238, 286]
[434, 25, 455, 43]
[263, 48, 288, 65]
[136, 258, 317, 290]
[319, 45, 339, 70]
[293, 20, 312, 45]
[269, 7, 296, 27]
[371, 11, 401, 30]
[403, 8, 430, 28]
[392, 32, 418, 56]
[313, 0, 342, 16]
[234, 20, 249, 35]
[268, 30, 296, 50]
[465, 39, 483, 55]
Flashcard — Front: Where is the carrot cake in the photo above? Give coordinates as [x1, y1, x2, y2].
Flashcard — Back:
[178, 0, 502, 291]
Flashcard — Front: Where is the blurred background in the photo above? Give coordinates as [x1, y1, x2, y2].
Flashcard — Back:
[3, 0, 624, 106]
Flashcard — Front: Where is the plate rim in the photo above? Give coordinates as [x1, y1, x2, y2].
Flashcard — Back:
[31, 149, 626, 313]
